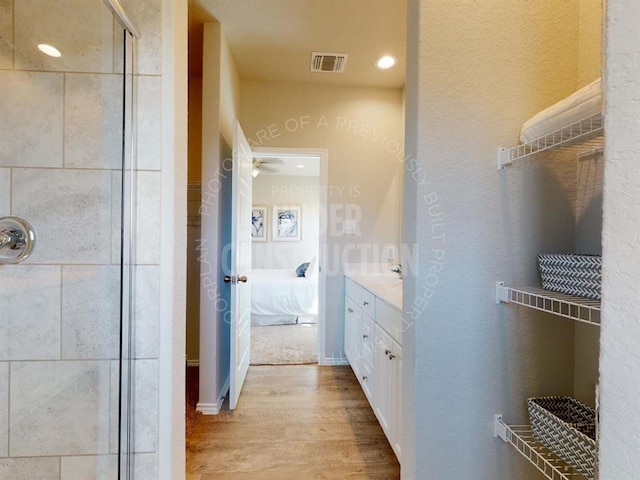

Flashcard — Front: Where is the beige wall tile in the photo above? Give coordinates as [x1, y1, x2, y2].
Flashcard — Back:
[117, 0, 162, 75]
[0, 362, 7, 456]
[0, 0, 13, 70]
[0, 72, 63, 168]
[133, 453, 158, 480]
[10, 361, 111, 456]
[62, 265, 120, 360]
[65, 74, 124, 169]
[136, 75, 162, 170]
[0, 168, 9, 214]
[12, 168, 112, 264]
[134, 266, 159, 359]
[0, 458, 60, 480]
[132, 359, 158, 453]
[136, 172, 161, 265]
[61, 455, 118, 480]
[0, 265, 61, 361]
[14, 0, 113, 73]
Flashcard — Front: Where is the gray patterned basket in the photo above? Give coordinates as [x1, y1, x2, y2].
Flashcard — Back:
[538, 254, 602, 300]
[528, 396, 597, 478]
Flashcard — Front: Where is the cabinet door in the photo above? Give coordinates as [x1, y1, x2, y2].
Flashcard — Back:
[361, 358, 374, 403]
[344, 297, 361, 376]
[374, 325, 393, 434]
[361, 313, 375, 366]
[390, 339, 402, 460]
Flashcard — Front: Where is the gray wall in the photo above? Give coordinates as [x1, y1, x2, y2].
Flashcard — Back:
[403, 1, 598, 478]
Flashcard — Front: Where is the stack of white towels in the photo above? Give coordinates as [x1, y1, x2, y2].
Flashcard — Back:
[520, 77, 602, 144]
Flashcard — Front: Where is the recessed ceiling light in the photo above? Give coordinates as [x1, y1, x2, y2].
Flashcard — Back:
[37, 44, 62, 58]
[376, 55, 397, 70]
[296, 164, 305, 168]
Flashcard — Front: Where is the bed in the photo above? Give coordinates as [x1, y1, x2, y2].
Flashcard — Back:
[250, 269, 318, 326]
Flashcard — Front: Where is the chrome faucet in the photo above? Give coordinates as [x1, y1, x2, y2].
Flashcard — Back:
[391, 263, 403, 279]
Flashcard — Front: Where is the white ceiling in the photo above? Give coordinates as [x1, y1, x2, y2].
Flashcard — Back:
[191, 0, 407, 88]
[253, 155, 321, 177]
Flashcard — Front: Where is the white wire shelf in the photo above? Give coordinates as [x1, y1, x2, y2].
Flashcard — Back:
[496, 282, 601, 327]
[498, 113, 603, 169]
[494, 415, 592, 480]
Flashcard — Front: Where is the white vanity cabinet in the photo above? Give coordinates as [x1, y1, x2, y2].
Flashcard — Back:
[344, 296, 362, 378]
[344, 276, 402, 461]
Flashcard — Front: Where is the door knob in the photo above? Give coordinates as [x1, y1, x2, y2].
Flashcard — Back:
[237, 275, 248, 284]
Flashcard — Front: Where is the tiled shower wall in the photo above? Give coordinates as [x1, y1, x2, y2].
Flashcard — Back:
[0, 0, 162, 478]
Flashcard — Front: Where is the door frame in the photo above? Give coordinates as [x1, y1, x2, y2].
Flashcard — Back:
[252, 146, 329, 364]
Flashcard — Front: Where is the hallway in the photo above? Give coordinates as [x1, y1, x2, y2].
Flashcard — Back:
[186, 365, 400, 479]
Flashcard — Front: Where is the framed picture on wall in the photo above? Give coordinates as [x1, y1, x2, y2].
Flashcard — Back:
[251, 206, 268, 242]
[272, 205, 302, 242]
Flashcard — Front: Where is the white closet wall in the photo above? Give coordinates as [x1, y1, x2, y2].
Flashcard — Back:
[404, 1, 602, 478]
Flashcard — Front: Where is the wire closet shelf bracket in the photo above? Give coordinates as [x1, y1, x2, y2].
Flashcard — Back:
[497, 113, 603, 170]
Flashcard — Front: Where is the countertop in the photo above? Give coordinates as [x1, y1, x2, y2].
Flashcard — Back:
[345, 272, 403, 311]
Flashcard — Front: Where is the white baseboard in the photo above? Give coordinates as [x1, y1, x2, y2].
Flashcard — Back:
[320, 356, 349, 366]
[196, 400, 223, 415]
[196, 377, 230, 415]
[186, 359, 199, 367]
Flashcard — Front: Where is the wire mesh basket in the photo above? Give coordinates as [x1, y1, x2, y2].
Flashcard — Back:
[528, 396, 597, 478]
[538, 254, 602, 300]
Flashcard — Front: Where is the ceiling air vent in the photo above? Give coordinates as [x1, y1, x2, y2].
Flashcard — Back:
[310, 52, 348, 73]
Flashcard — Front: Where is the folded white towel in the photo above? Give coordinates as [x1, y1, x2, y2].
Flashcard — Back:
[520, 78, 602, 144]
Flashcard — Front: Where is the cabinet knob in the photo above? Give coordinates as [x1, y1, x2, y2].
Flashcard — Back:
[363, 334, 368, 339]
[388, 353, 396, 360]
[363, 301, 369, 306]
[362, 375, 368, 381]
[348, 308, 354, 313]
[384, 349, 391, 356]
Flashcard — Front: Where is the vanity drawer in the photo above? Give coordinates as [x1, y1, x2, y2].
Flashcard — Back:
[361, 289, 376, 319]
[345, 278, 363, 304]
[376, 297, 403, 346]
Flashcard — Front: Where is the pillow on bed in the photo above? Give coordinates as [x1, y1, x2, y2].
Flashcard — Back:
[296, 262, 310, 277]
[306, 256, 318, 278]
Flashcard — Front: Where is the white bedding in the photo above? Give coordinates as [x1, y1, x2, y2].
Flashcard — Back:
[520, 78, 602, 144]
[251, 269, 318, 316]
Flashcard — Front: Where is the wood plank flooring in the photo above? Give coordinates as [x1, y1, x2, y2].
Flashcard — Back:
[186, 365, 400, 480]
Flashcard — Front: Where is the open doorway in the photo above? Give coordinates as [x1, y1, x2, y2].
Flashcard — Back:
[249, 149, 327, 365]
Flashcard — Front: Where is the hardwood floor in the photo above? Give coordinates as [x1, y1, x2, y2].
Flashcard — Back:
[186, 365, 400, 480]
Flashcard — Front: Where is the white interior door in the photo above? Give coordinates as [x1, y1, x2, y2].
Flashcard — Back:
[229, 121, 253, 409]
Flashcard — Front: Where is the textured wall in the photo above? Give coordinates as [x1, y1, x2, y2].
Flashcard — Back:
[240, 80, 404, 362]
[405, 1, 587, 478]
[573, 0, 603, 409]
[599, 0, 640, 477]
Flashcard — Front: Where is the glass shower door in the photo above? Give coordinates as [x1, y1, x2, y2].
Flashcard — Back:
[0, 1, 135, 478]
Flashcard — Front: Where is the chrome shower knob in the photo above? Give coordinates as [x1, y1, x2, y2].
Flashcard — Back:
[0, 216, 37, 264]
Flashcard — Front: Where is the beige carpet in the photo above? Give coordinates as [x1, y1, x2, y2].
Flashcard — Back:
[251, 324, 318, 365]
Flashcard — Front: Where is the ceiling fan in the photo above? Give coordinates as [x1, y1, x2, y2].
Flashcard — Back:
[252, 158, 283, 177]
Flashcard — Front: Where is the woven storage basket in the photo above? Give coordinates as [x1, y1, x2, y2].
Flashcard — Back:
[538, 254, 602, 300]
[528, 396, 597, 478]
